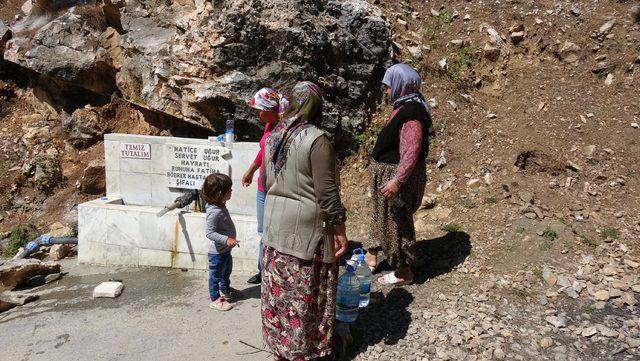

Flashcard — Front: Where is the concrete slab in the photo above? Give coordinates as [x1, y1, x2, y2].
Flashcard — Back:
[0, 260, 265, 361]
[92, 281, 124, 298]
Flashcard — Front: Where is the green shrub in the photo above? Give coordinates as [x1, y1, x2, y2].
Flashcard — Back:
[542, 227, 557, 241]
[441, 223, 460, 233]
[3, 223, 39, 256]
[601, 227, 620, 240]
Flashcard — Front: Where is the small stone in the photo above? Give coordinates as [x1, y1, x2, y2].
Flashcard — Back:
[594, 301, 606, 310]
[608, 289, 623, 299]
[93, 281, 125, 298]
[537, 102, 546, 111]
[566, 161, 582, 172]
[510, 31, 524, 44]
[621, 293, 637, 306]
[570, 6, 581, 17]
[539, 296, 549, 306]
[486, 113, 498, 119]
[631, 123, 639, 129]
[467, 179, 481, 189]
[420, 194, 438, 209]
[545, 316, 566, 328]
[0, 292, 39, 306]
[558, 41, 581, 63]
[540, 337, 553, 348]
[557, 276, 571, 288]
[604, 74, 614, 86]
[463, 14, 471, 21]
[436, 150, 446, 168]
[594, 290, 610, 301]
[427, 98, 439, 108]
[407, 46, 422, 59]
[438, 58, 448, 70]
[49, 244, 71, 261]
[597, 325, 619, 338]
[627, 338, 640, 348]
[484, 173, 493, 185]
[602, 266, 616, 276]
[493, 348, 505, 360]
[518, 191, 534, 204]
[447, 100, 458, 111]
[624, 259, 639, 268]
[483, 44, 501, 61]
[44, 273, 61, 283]
[599, 19, 616, 35]
[21, 0, 32, 15]
[564, 288, 579, 299]
[583, 145, 596, 157]
[543, 269, 557, 286]
[581, 327, 597, 337]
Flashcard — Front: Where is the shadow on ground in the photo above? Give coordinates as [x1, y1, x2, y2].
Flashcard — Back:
[347, 231, 472, 284]
[337, 232, 471, 360]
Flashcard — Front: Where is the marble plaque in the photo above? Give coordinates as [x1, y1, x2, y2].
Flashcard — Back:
[165, 143, 230, 189]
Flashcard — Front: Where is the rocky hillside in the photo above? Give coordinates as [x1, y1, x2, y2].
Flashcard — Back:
[1, 0, 640, 359]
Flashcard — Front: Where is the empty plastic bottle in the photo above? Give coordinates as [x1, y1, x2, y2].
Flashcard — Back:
[336, 260, 360, 322]
[352, 248, 372, 307]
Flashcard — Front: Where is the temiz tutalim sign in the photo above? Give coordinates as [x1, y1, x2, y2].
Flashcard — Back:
[120, 142, 151, 159]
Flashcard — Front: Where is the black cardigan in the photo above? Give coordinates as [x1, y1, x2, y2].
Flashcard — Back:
[371, 102, 431, 164]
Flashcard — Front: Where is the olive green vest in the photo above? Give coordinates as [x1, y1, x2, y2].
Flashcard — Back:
[262, 126, 336, 263]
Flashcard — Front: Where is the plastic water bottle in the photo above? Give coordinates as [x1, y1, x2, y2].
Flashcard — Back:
[352, 248, 372, 307]
[225, 118, 234, 144]
[336, 260, 360, 322]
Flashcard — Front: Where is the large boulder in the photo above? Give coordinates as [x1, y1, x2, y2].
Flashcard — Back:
[0, 21, 11, 54]
[81, 159, 106, 195]
[116, 0, 392, 136]
[3, 0, 392, 137]
[4, 3, 119, 95]
[0, 259, 61, 288]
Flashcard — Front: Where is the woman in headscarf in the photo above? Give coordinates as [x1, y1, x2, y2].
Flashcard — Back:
[261, 81, 348, 361]
[363, 63, 431, 286]
[242, 87, 288, 285]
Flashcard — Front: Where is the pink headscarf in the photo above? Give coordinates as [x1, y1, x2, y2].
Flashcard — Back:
[249, 87, 289, 114]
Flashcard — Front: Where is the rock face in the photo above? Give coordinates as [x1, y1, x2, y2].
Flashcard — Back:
[62, 106, 112, 148]
[117, 0, 392, 135]
[0, 21, 10, 54]
[4, 0, 392, 137]
[0, 259, 61, 288]
[81, 159, 106, 195]
[5, 5, 119, 95]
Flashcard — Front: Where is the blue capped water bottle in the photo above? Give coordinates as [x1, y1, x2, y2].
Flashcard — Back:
[336, 260, 360, 322]
[352, 248, 372, 307]
[225, 118, 234, 144]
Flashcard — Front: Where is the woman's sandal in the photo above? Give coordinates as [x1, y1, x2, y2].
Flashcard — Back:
[377, 272, 413, 286]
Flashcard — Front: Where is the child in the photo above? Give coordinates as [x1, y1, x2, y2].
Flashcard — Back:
[201, 173, 241, 311]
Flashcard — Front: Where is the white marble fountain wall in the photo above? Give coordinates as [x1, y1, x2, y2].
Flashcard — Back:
[78, 134, 261, 273]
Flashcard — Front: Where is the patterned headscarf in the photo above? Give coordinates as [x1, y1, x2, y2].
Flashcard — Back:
[249, 87, 289, 114]
[382, 63, 429, 111]
[268, 81, 323, 174]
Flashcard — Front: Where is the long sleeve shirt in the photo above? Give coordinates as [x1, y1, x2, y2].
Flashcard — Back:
[394, 119, 423, 184]
[252, 122, 274, 192]
[309, 135, 345, 223]
[205, 203, 237, 254]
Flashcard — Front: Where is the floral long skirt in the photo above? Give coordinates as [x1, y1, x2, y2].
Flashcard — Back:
[363, 159, 427, 269]
[261, 243, 338, 361]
